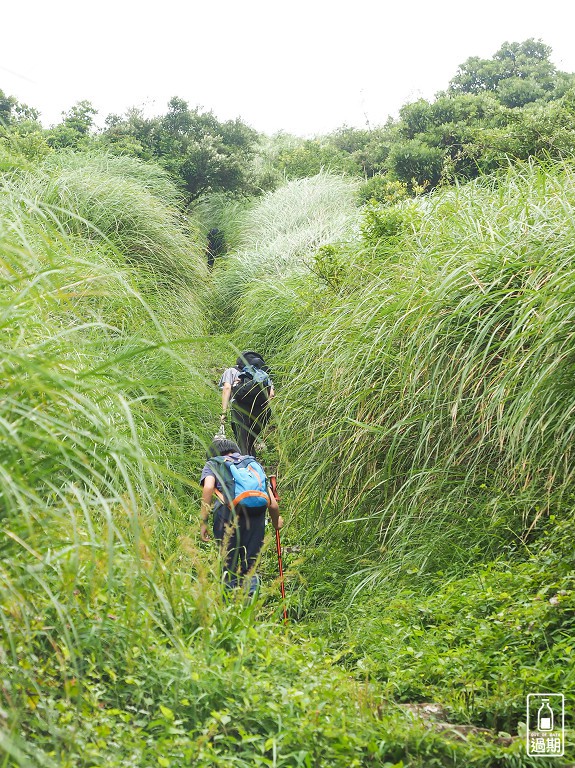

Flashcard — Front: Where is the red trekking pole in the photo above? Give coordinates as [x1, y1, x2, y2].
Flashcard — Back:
[270, 475, 288, 624]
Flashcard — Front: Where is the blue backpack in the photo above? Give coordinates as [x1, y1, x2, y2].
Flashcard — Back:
[210, 455, 270, 514]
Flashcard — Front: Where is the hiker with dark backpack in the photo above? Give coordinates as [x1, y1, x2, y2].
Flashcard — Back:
[219, 351, 274, 457]
[199, 439, 283, 594]
[205, 227, 226, 270]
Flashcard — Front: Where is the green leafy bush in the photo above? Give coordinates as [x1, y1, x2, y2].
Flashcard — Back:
[357, 175, 409, 206]
[325, 517, 575, 734]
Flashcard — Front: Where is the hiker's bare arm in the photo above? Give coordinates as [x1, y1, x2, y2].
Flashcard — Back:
[221, 382, 232, 417]
[200, 477, 215, 541]
[268, 495, 283, 530]
[269, 385, 275, 399]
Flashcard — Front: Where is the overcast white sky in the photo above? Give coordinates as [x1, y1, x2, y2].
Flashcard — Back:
[2, 0, 574, 137]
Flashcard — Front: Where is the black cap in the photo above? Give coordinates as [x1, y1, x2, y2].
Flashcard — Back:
[236, 350, 266, 368]
[207, 438, 241, 459]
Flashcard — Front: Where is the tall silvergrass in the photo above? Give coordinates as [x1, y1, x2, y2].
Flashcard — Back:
[232, 275, 318, 359]
[269, 161, 575, 590]
[235, 172, 358, 273]
[2, 150, 214, 472]
[211, 172, 359, 326]
[0, 153, 217, 758]
[0, 171, 210, 528]
[191, 191, 254, 253]
[6, 150, 207, 290]
[0, 198, 416, 766]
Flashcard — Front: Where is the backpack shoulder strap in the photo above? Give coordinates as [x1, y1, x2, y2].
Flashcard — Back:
[208, 456, 235, 508]
[235, 454, 256, 466]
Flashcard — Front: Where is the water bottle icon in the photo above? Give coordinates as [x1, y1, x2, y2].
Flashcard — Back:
[537, 698, 554, 731]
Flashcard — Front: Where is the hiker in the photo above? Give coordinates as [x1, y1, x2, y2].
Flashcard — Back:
[219, 351, 274, 457]
[206, 227, 226, 270]
[199, 438, 283, 593]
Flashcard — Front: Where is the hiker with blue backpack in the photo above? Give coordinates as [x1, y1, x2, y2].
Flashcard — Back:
[219, 351, 274, 457]
[200, 438, 283, 593]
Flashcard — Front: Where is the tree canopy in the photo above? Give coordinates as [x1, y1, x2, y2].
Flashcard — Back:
[101, 97, 261, 201]
[2, 38, 575, 203]
[448, 39, 574, 107]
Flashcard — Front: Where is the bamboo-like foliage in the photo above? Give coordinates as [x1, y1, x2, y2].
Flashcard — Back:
[270, 162, 575, 586]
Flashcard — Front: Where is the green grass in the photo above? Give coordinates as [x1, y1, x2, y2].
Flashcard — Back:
[4, 151, 207, 293]
[302, 516, 575, 733]
[210, 172, 359, 330]
[2, 146, 575, 767]
[210, 157, 575, 765]
[252, 161, 575, 594]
